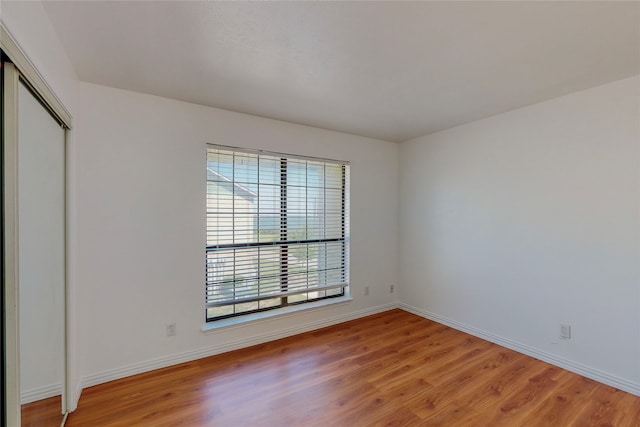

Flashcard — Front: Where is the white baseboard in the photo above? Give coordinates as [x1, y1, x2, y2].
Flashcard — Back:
[82, 302, 399, 389]
[21, 383, 62, 404]
[400, 303, 640, 397]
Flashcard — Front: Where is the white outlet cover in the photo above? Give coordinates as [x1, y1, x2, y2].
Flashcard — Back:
[167, 323, 177, 336]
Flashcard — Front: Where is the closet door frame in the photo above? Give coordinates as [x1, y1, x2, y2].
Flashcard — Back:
[2, 23, 72, 427]
[4, 59, 22, 427]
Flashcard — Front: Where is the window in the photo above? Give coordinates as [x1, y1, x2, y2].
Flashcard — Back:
[205, 145, 350, 321]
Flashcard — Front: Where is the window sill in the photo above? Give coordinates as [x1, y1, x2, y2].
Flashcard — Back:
[201, 295, 353, 334]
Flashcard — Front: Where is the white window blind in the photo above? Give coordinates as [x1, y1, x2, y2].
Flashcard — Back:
[205, 145, 350, 321]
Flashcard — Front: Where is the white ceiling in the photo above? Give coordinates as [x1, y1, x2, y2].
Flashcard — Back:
[42, 1, 639, 142]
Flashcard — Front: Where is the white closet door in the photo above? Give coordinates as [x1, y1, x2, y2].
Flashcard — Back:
[18, 80, 66, 404]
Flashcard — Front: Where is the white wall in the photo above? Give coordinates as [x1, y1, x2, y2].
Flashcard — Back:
[75, 82, 399, 384]
[1, 2, 77, 111]
[399, 76, 640, 394]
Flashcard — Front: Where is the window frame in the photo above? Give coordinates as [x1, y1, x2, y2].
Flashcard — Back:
[205, 145, 350, 322]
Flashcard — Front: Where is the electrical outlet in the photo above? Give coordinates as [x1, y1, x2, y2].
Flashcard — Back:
[364, 286, 370, 296]
[167, 323, 177, 337]
[390, 284, 395, 293]
[560, 324, 571, 339]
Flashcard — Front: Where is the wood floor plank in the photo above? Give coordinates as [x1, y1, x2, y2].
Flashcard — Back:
[403, 344, 503, 419]
[64, 309, 640, 426]
[418, 400, 484, 427]
[518, 375, 600, 427]
[483, 368, 571, 426]
[403, 346, 526, 422]
[572, 384, 640, 427]
[21, 395, 63, 427]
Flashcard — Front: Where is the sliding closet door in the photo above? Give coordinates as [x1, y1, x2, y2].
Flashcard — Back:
[3, 31, 72, 422]
[17, 79, 66, 424]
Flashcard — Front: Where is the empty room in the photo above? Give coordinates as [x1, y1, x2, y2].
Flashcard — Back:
[2, 1, 639, 426]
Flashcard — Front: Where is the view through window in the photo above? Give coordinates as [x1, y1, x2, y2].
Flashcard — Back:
[206, 146, 350, 321]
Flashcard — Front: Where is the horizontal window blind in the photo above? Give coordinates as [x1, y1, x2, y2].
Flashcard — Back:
[206, 145, 350, 321]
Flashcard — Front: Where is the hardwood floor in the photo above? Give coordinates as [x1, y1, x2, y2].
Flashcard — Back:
[65, 309, 640, 426]
[21, 395, 63, 427]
